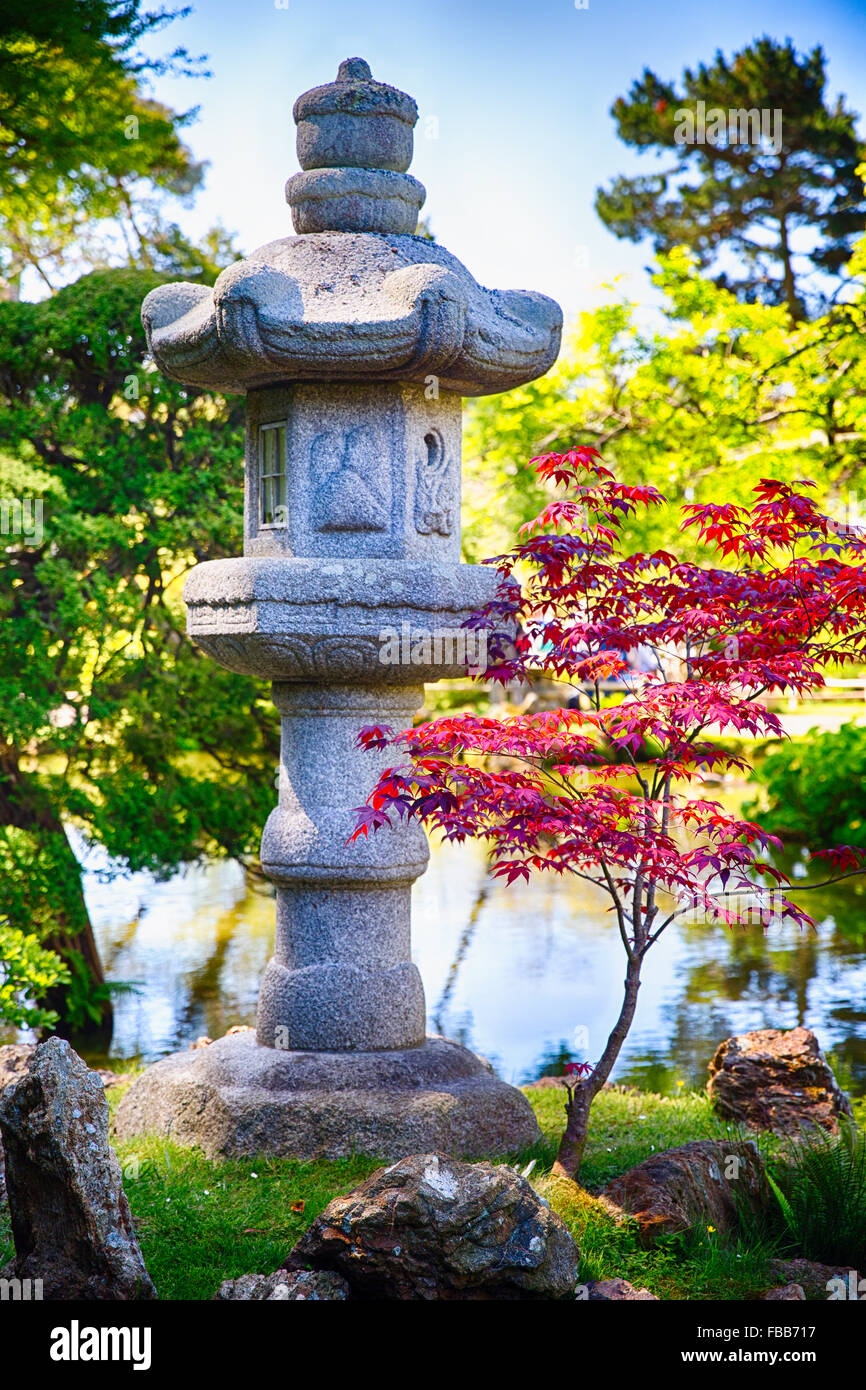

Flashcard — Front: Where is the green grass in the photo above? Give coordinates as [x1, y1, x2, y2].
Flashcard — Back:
[530, 1084, 781, 1300]
[115, 1138, 382, 1300]
[0, 1079, 845, 1300]
[528, 1081, 730, 1185]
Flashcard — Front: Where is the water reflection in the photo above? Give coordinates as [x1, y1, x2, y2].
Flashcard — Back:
[64, 834, 866, 1096]
[75, 833, 274, 1060]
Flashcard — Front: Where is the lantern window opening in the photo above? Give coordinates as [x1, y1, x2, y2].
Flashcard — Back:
[259, 423, 287, 527]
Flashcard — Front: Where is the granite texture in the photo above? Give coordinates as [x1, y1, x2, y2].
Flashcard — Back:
[244, 383, 463, 563]
[184, 556, 497, 682]
[287, 168, 426, 235]
[142, 232, 561, 395]
[215, 1268, 351, 1300]
[294, 57, 417, 177]
[257, 683, 428, 1048]
[113, 1032, 542, 1160]
[257, 955, 426, 1051]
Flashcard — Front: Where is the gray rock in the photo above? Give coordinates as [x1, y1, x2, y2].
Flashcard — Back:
[141, 232, 561, 397]
[1, 1042, 129, 1093]
[215, 1268, 349, 1300]
[285, 1152, 579, 1299]
[287, 168, 426, 235]
[764, 1283, 806, 1301]
[185, 558, 496, 671]
[769, 1259, 861, 1299]
[294, 57, 418, 174]
[114, 1031, 541, 1160]
[0, 1044, 129, 1215]
[584, 1278, 658, 1301]
[0, 1038, 155, 1299]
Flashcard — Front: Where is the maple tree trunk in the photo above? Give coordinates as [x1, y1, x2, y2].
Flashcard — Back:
[552, 951, 643, 1181]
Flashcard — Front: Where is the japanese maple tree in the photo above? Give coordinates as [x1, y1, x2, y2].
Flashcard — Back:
[352, 448, 866, 1180]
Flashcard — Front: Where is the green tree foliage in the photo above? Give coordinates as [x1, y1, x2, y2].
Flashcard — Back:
[463, 239, 866, 565]
[0, 918, 69, 1030]
[0, 0, 208, 294]
[595, 38, 866, 319]
[749, 723, 866, 849]
[0, 268, 279, 1037]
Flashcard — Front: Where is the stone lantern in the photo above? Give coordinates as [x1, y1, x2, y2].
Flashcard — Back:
[116, 59, 562, 1159]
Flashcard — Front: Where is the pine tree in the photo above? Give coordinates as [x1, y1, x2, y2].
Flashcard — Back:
[596, 37, 866, 320]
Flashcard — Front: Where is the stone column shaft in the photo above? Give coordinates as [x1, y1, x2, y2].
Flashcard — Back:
[256, 683, 428, 1050]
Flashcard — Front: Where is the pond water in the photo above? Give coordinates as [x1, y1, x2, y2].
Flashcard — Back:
[75, 829, 866, 1097]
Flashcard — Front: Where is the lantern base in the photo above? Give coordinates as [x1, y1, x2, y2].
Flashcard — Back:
[114, 1031, 540, 1161]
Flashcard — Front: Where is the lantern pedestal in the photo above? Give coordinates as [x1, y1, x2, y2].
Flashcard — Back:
[115, 1031, 539, 1160]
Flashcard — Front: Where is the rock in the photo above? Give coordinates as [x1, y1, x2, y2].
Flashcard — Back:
[1, 1044, 128, 1094]
[0, 1045, 34, 1212]
[0, 1046, 130, 1213]
[584, 1278, 658, 1301]
[707, 1027, 853, 1134]
[599, 1140, 769, 1245]
[95, 1069, 132, 1091]
[769, 1259, 861, 1300]
[214, 1269, 350, 1301]
[285, 1152, 580, 1300]
[764, 1283, 806, 1301]
[0, 1043, 35, 1091]
[294, 57, 417, 177]
[0, 1037, 156, 1300]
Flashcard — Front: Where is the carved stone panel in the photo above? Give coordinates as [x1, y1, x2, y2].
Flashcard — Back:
[244, 382, 462, 562]
[414, 428, 453, 536]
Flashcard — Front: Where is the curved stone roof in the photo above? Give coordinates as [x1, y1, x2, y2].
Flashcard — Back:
[142, 232, 562, 396]
[141, 59, 562, 397]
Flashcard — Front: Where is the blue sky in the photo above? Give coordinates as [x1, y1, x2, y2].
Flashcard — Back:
[141, 0, 866, 322]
